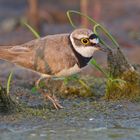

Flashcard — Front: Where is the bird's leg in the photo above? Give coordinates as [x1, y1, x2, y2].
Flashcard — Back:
[47, 94, 64, 110]
[37, 88, 64, 110]
[35, 74, 51, 88]
[35, 74, 64, 109]
[52, 94, 64, 109]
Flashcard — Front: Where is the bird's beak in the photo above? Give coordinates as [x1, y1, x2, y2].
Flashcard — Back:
[94, 44, 106, 52]
[89, 37, 106, 52]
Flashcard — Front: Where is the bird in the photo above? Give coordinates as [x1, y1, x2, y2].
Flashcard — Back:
[0, 28, 104, 109]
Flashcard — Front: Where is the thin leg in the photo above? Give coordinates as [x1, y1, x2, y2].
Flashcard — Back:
[35, 74, 64, 109]
[38, 88, 64, 110]
[35, 74, 51, 88]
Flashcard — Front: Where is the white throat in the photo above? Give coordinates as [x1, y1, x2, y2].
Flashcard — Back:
[70, 35, 96, 58]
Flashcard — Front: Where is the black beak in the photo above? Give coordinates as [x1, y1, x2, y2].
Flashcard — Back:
[89, 34, 107, 52]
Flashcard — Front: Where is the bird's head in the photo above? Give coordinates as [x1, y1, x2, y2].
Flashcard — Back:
[70, 28, 104, 57]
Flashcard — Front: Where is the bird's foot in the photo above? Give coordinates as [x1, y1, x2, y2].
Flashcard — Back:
[40, 89, 64, 110]
[45, 94, 64, 110]
[36, 74, 64, 110]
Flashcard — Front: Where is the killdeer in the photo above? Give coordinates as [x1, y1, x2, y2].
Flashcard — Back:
[0, 28, 104, 109]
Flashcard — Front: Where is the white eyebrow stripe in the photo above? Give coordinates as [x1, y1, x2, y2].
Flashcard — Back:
[76, 35, 89, 39]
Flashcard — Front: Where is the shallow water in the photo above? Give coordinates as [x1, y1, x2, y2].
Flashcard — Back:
[0, 127, 140, 140]
[0, 99, 140, 140]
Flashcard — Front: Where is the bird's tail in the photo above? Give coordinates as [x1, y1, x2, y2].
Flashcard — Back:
[0, 46, 17, 62]
[0, 45, 28, 61]
[0, 45, 34, 69]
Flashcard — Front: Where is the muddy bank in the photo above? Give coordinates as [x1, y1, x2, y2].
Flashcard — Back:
[0, 98, 140, 140]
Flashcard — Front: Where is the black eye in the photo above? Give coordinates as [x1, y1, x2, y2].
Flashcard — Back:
[81, 38, 90, 45]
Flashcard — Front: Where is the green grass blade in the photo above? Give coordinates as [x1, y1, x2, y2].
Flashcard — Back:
[67, 10, 98, 28]
[22, 21, 40, 39]
[66, 10, 119, 49]
[90, 59, 109, 78]
[6, 72, 13, 95]
[93, 24, 119, 48]
[31, 86, 38, 93]
[78, 79, 90, 90]
[112, 78, 126, 83]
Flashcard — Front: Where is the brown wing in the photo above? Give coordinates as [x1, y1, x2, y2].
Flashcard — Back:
[43, 34, 78, 75]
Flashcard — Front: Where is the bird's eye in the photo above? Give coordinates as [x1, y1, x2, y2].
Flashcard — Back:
[81, 38, 90, 45]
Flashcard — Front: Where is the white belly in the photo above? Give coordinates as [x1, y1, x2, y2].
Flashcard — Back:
[55, 64, 81, 76]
